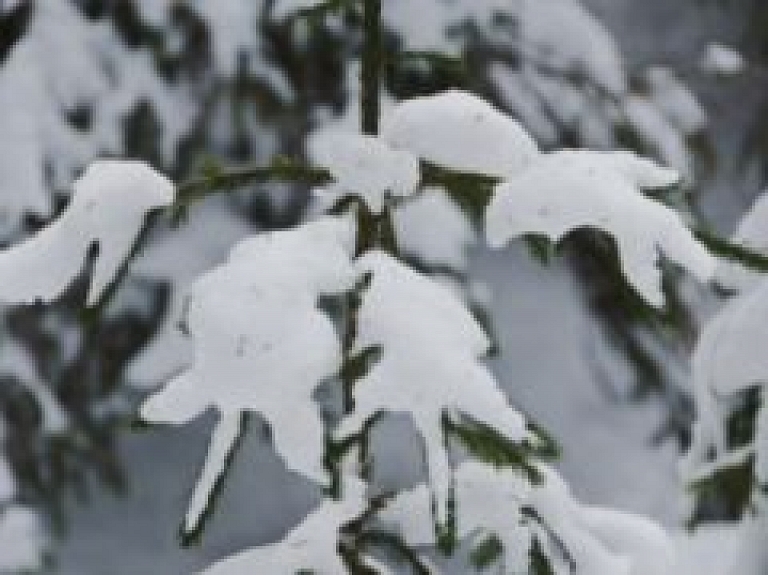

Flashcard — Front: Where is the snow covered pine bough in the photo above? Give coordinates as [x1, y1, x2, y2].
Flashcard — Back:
[2, 0, 763, 573]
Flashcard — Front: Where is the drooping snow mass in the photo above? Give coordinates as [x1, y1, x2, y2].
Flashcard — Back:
[382, 90, 539, 180]
[714, 191, 768, 291]
[141, 217, 356, 509]
[485, 150, 716, 308]
[382, 460, 675, 575]
[335, 251, 528, 523]
[0, 160, 175, 307]
[199, 478, 385, 574]
[394, 187, 477, 270]
[309, 133, 421, 214]
[699, 43, 747, 76]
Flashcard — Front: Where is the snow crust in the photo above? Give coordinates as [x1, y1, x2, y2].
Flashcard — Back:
[485, 150, 715, 308]
[382, 90, 539, 179]
[0, 161, 174, 306]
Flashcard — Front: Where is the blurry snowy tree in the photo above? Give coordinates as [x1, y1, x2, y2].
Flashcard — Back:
[682, 189, 768, 573]
[0, 0, 756, 572]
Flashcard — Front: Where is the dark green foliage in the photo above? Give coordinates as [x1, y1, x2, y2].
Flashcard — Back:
[0, 0, 31, 65]
[689, 458, 755, 527]
[444, 416, 559, 485]
[470, 533, 504, 570]
[695, 227, 768, 273]
[529, 537, 555, 575]
[689, 386, 763, 526]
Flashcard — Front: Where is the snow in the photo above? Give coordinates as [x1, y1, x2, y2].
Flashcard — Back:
[394, 187, 477, 270]
[0, 456, 14, 503]
[485, 150, 715, 308]
[673, 524, 741, 575]
[199, 478, 378, 574]
[645, 67, 707, 136]
[0, 0, 24, 12]
[0, 160, 174, 307]
[515, 0, 627, 95]
[309, 132, 420, 214]
[489, 63, 560, 146]
[188, 0, 294, 99]
[140, 216, 356, 523]
[184, 413, 242, 537]
[690, 277, 768, 399]
[700, 43, 746, 76]
[134, 0, 172, 27]
[0, 0, 195, 236]
[714, 190, 768, 291]
[383, 460, 674, 575]
[335, 251, 528, 523]
[382, 90, 539, 179]
[682, 272, 768, 478]
[0, 3, 740, 573]
[380, 0, 518, 56]
[622, 96, 695, 183]
[123, 199, 254, 388]
[380, 0, 626, 98]
[0, 10, 86, 235]
[94, 45, 199, 163]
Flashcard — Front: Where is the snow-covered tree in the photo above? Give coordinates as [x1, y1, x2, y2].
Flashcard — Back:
[4, 0, 764, 572]
[0, 0, 747, 572]
[682, 189, 768, 574]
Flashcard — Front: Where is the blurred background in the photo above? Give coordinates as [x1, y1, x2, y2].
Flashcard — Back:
[0, 0, 764, 572]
